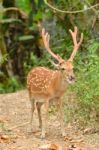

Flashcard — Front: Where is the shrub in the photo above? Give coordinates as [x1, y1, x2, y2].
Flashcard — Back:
[68, 40, 99, 124]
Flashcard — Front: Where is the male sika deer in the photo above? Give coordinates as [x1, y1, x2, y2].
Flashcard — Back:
[27, 27, 83, 139]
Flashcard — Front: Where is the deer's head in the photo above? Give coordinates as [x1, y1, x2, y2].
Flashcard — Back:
[41, 27, 83, 84]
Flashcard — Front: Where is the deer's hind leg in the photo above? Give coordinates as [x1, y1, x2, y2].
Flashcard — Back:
[41, 100, 49, 139]
[29, 97, 35, 132]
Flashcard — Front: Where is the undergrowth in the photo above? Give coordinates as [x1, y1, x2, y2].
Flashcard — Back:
[64, 41, 99, 125]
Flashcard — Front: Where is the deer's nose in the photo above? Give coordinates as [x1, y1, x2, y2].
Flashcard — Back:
[69, 76, 75, 81]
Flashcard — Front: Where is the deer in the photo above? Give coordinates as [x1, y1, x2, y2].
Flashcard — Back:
[27, 26, 83, 139]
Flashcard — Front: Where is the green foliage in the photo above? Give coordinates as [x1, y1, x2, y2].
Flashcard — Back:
[0, 54, 8, 64]
[16, 0, 30, 13]
[24, 52, 52, 75]
[1, 18, 22, 24]
[0, 77, 23, 93]
[70, 41, 99, 121]
[18, 35, 34, 41]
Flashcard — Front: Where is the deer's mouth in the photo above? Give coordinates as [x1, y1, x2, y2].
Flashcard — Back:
[66, 76, 75, 84]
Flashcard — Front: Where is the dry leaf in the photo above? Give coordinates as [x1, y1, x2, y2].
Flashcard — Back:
[0, 134, 10, 143]
[83, 128, 92, 134]
[9, 145, 16, 150]
[40, 144, 50, 150]
[71, 139, 84, 144]
[50, 144, 58, 150]
[0, 134, 18, 143]
[83, 127, 98, 134]
[1, 134, 9, 140]
[64, 135, 73, 141]
[0, 117, 10, 123]
[40, 143, 58, 150]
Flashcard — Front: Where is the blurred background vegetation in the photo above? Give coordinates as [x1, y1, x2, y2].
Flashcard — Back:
[0, 0, 99, 124]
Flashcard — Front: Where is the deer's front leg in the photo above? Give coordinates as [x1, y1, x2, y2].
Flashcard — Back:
[36, 102, 42, 129]
[41, 100, 49, 139]
[57, 99, 66, 137]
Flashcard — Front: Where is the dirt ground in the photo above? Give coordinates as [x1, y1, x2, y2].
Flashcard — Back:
[0, 90, 99, 150]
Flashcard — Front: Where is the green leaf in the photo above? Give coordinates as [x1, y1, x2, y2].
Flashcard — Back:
[38, 0, 44, 8]
[18, 35, 34, 41]
[1, 18, 22, 24]
[34, 10, 42, 21]
[54, 0, 58, 4]
[16, 0, 30, 13]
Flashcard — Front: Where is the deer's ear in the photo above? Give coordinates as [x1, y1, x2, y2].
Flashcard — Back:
[49, 59, 60, 68]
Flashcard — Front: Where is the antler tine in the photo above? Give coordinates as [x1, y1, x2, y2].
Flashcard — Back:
[41, 28, 64, 63]
[69, 26, 83, 61]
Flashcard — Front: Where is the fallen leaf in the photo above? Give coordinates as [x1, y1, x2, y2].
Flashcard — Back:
[0, 133, 19, 144]
[70, 139, 84, 144]
[0, 134, 10, 143]
[83, 127, 99, 134]
[50, 144, 58, 150]
[0, 117, 10, 123]
[9, 145, 16, 150]
[1, 134, 9, 140]
[40, 143, 58, 150]
[40, 144, 50, 150]
[64, 135, 73, 141]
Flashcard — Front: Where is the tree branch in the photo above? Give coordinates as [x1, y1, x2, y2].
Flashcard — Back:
[44, 0, 99, 14]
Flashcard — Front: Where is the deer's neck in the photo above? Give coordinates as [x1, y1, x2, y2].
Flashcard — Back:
[53, 70, 68, 94]
[60, 70, 69, 89]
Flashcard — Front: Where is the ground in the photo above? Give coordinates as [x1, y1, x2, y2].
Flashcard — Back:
[0, 90, 99, 150]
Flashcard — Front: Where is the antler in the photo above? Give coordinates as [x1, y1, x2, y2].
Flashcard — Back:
[69, 26, 83, 61]
[41, 28, 64, 64]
